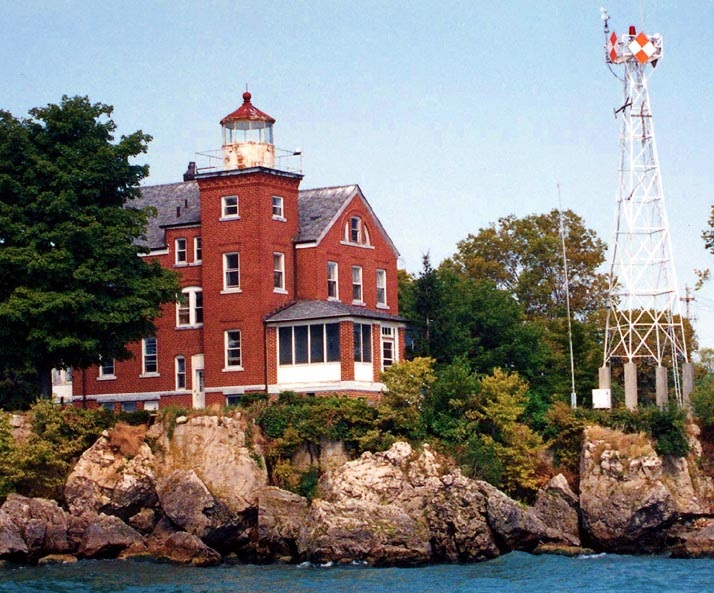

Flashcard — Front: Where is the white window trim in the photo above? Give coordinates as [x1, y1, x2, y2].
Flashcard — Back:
[140, 337, 159, 377]
[273, 252, 287, 293]
[272, 195, 285, 221]
[222, 252, 241, 293]
[193, 236, 202, 264]
[327, 261, 339, 301]
[352, 265, 363, 305]
[98, 359, 116, 380]
[176, 287, 203, 328]
[221, 195, 240, 220]
[174, 238, 188, 266]
[224, 329, 244, 371]
[175, 356, 187, 390]
[376, 269, 388, 309]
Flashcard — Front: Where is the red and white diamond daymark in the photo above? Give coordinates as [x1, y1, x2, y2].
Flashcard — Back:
[628, 32, 656, 64]
[608, 32, 618, 62]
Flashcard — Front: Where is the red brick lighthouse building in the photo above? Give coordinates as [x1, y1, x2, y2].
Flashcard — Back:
[74, 93, 405, 411]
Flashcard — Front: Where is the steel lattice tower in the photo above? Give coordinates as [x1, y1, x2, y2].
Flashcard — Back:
[599, 14, 690, 408]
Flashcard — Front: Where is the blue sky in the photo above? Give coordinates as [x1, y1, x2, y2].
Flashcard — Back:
[4, 0, 714, 348]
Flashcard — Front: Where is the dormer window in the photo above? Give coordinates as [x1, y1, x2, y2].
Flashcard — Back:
[344, 216, 371, 246]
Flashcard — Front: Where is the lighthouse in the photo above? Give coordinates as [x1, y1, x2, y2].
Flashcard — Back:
[220, 91, 276, 170]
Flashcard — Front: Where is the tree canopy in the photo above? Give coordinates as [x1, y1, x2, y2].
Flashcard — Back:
[0, 96, 179, 402]
[449, 209, 607, 320]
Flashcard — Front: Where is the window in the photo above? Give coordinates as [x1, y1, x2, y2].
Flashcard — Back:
[354, 323, 372, 363]
[350, 217, 361, 243]
[175, 356, 186, 390]
[99, 358, 115, 378]
[272, 195, 284, 219]
[121, 401, 137, 412]
[352, 266, 363, 303]
[177, 287, 203, 327]
[142, 337, 158, 375]
[225, 330, 242, 368]
[344, 216, 371, 245]
[194, 237, 202, 263]
[327, 261, 339, 299]
[278, 323, 340, 365]
[223, 252, 240, 290]
[175, 238, 187, 264]
[376, 269, 387, 307]
[273, 252, 285, 292]
[144, 401, 159, 412]
[222, 195, 239, 218]
[381, 326, 395, 369]
[226, 394, 242, 407]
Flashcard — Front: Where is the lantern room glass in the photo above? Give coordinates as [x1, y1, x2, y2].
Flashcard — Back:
[222, 120, 273, 145]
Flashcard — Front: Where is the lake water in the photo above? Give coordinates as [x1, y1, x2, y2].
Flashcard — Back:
[1, 552, 713, 593]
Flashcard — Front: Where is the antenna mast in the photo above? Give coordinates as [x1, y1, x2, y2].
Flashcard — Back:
[598, 9, 693, 408]
[558, 185, 577, 408]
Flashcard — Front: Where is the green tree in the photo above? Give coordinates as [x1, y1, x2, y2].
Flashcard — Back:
[378, 357, 436, 441]
[450, 209, 607, 320]
[463, 368, 545, 499]
[0, 96, 179, 401]
[405, 254, 471, 362]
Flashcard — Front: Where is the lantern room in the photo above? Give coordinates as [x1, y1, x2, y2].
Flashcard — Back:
[220, 91, 276, 170]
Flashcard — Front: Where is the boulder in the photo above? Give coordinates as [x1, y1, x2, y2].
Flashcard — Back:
[78, 514, 144, 559]
[314, 441, 548, 563]
[155, 469, 251, 552]
[257, 486, 309, 561]
[147, 516, 221, 566]
[480, 481, 549, 551]
[0, 508, 28, 561]
[64, 430, 157, 520]
[425, 472, 499, 562]
[532, 474, 581, 547]
[148, 414, 267, 516]
[1, 494, 70, 557]
[667, 518, 714, 558]
[156, 532, 221, 566]
[579, 426, 677, 552]
[37, 554, 78, 566]
[298, 498, 431, 566]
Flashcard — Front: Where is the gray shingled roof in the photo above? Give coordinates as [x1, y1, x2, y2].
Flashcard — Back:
[135, 180, 397, 257]
[264, 300, 405, 323]
[297, 185, 359, 242]
[135, 181, 200, 249]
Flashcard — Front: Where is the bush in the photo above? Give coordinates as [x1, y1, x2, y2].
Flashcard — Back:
[0, 401, 115, 502]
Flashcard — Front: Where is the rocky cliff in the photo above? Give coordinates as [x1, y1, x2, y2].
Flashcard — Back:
[2, 411, 714, 566]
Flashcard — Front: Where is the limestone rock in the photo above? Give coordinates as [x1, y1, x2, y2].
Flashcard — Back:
[298, 498, 431, 566]
[64, 432, 157, 520]
[257, 486, 309, 561]
[148, 414, 268, 515]
[37, 554, 78, 566]
[0, 508, 28, 561]
[1, 494, 69, 557]
[155, 469, 250, 552]
[147, 516, 221, 566]
[532, 474, 581, 547]
[667, 518, 714, 558]
[292, 440, 349, 474]
[78, 514, 144, 559]
[425, 472, 499, 562]
[579, 426, 676, 552]
[480, 481, 549, 551]
[158, 532, 221, 566]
